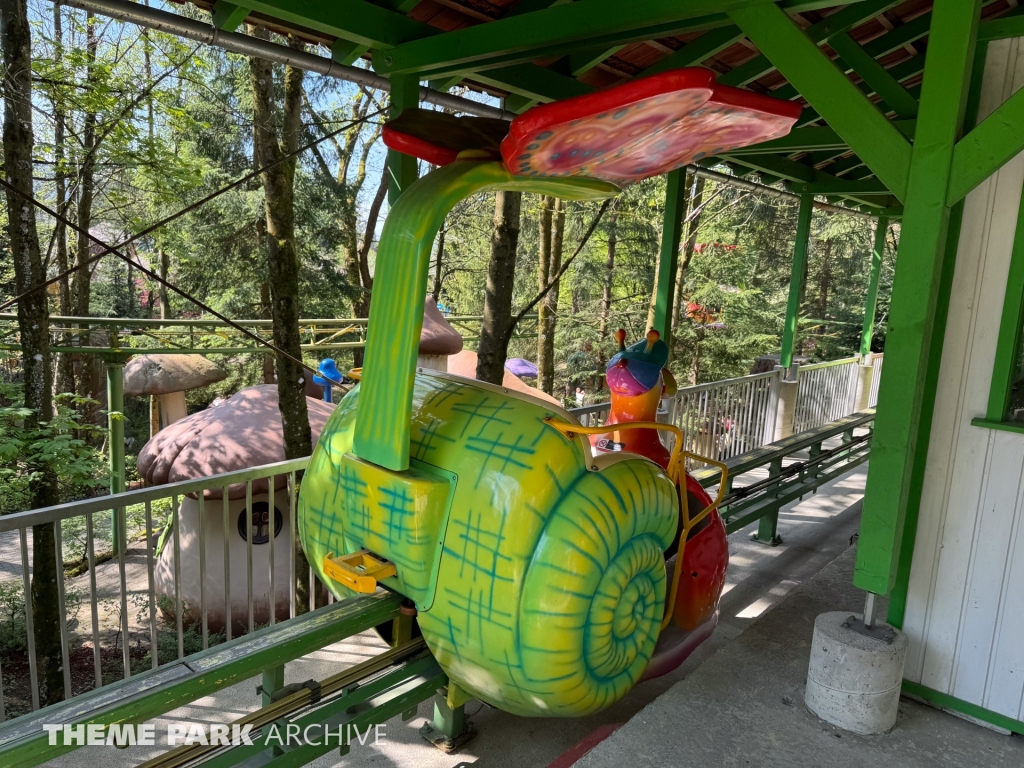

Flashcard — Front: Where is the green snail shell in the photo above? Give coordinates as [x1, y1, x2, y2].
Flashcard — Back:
[299, 371, 678, 717]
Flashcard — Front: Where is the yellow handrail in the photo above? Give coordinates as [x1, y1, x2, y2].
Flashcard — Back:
[542, 416, 729, 631]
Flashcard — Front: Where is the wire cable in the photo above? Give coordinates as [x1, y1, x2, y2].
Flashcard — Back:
[0, 107, 384, 312]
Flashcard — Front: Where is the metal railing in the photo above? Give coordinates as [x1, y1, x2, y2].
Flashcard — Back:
[674, 370, 780, 465]
[570, 401, 611, 426]
[868, 353, 884, 408]
[0, 458, 311, 722]
[793, 357, 861, 434]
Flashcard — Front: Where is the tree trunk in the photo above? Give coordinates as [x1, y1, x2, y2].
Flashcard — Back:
[540, 199, 565, 395]
[536, 196, 553, 392]
[817, 238, 833, 349]
[432, 227, 446, 301]
[158, 249, 171, 319]
[260, 282, 275, 384]
[51, 1, 74, 397]
[476, 191, 522, 384]
[2, 0, 64, 705]
[352, 166, 388, 368]
[672, 177, 705, 332]
[600, 200, 619, 341]
[250, 36, 313, 612]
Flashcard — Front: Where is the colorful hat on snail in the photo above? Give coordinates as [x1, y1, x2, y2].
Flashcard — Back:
[382, 68, 801, 183]
[607, 329, 668, 393]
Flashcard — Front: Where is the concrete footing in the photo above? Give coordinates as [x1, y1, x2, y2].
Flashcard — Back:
[805, 611, 908, 735]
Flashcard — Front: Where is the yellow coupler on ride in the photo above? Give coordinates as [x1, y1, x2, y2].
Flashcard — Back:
[299, 370, 677, 717]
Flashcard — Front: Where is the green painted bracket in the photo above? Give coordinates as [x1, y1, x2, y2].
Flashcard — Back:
[211, 1, 250, 32]
[644, 26, 746, 75]
[370, 0, 749, 79]
[730, 3, 911, 203]
[353, 161, 618, 471]
[947, 84, 1024, 206]
[331, 38, 370, 66]
[719, 0, 905, 88]
[828, 31, 919, 120]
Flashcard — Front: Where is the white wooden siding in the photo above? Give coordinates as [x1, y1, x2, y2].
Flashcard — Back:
[901, 37, 1024, 722]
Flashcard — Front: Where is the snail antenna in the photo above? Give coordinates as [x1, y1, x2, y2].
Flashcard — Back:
[615, 328, 627, 351]
[645, 329, 660, 353]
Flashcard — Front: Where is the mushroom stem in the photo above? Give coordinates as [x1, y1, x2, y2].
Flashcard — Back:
[150, 395, 161, 438]
[158, 391, 188, 429]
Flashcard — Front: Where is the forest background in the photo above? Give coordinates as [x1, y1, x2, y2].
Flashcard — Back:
[0, 0, 899, 511]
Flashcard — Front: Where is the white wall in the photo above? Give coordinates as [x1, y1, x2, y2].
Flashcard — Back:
[902, 37, 1024, 722]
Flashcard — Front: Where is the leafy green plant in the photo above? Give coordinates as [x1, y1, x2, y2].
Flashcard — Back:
[0, 385, 109, 515]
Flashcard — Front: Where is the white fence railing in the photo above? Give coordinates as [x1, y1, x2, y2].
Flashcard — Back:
[868, 353, 884, 408]
[0, 458, 313, 722]
[674, 370, 780, 464]
[793, 357, 861, 434]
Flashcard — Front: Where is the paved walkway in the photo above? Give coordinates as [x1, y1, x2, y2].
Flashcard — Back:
[576, 546, 1024, 768]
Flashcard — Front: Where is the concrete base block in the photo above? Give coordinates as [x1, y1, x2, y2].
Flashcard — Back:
[805, 611, 908, 735]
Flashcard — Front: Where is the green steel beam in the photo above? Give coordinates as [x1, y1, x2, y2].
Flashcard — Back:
[653, 169, 687, 350]
[561, 45, 624, 76]
[780, 194, 814, 370]
[331, 38, 370, 66]
[388, 75, 420, 205]
[467, 63, 594, 102]
[978, 8, 1024, 41]
[860, 216, 888, 355]
[211, 1, 250, 32]
[718, 0, 904, 88]
[371, 0, 870, 79]
[721, 152, 888, 206]
[644, 26, 747, 75]
[504, 0, 573, 16]
[727, 120, 916, 157]
[730, 3, 911, 202]
[854, 0, 982, 597]
[946, 84, 1024, 205]
[829, 32, 919, 119]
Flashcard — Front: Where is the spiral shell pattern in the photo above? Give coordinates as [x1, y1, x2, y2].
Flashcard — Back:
[511, 460, 676, 715]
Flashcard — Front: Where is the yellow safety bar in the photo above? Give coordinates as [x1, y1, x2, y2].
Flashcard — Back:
[543, 416, 728, 631]
[323, 549, 396, 594]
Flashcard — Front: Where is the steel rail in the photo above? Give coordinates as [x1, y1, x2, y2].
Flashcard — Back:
[60, 0, 516, 120]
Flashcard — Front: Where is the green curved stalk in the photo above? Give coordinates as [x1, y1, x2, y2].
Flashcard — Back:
[354, 160, 618, 471]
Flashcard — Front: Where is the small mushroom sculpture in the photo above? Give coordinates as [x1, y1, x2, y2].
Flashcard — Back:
[417, 295, 464, 372]
[137, 385, 334, 634]
[123, 354, 227, 437]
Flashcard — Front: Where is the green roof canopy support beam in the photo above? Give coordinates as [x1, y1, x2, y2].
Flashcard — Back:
[828, 32, 919, 119]
[854, 0, 982, 597]
[978, 7, 1024, 41]
[730, 3, 911, 203]
[211, 1, 250, 32]
[780, 194, 814, 371]
[860, 216, 888, 355]
[645, 26, 747, 75]
[388, 75, 420, 205]
[370, 0, 865, 79]
[652, 168, 687, 350]
[947, 83, 1024, 205]
[718, 0, 904, 88]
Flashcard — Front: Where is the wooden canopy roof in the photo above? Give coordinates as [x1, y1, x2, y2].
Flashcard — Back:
[175, 0, 1024, 212]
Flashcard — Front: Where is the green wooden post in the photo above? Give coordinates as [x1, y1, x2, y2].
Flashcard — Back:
[652, 168, 687, 348]
[106, 355, 126, 554]
[860, 216, 889, 356]
[780, 194, 814, 373]
[387, 75, 421, 206]
[854, 0, 982, 597]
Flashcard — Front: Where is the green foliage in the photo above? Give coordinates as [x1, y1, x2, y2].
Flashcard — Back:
[0, 385, 108, 513]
